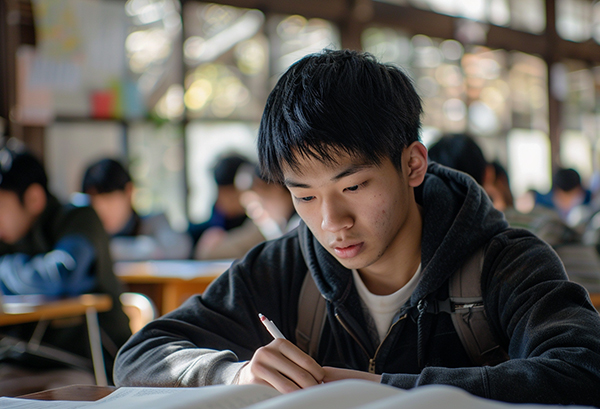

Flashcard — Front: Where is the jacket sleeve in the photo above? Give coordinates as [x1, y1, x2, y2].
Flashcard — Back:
[113, 238, 307, 387]
[0, 235, 97, 296]
[381, 233, 600, 406]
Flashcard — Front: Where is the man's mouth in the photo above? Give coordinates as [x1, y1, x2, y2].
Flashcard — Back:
[332, 242, 363, 259]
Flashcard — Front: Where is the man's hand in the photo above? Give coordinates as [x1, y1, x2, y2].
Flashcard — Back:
[236, 338, 325, 393]
[323, 367, 382, 383]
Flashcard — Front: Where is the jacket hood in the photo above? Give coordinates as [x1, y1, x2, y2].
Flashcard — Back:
[298, 161, 509, 304]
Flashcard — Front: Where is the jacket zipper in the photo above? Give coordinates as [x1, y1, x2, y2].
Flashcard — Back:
[335, 312, 370, 359]
[336, 312, 408, 374]
[370, 313, 408, 373]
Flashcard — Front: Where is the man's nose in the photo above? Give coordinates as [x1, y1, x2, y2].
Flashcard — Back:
[321, 199, 353, 232]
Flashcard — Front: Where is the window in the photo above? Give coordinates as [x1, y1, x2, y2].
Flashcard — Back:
[553, 60, 600, 182]
[376, 0, 546, 33]
[183, 2, 268, 120]
[125, 0, 183, 120]
[556, 0, 592, 43]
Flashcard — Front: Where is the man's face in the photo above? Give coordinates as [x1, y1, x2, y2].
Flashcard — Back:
[283, 146, 424, 279]
[215, 185, 246, 218]
[250, 178, 294, 223]
[553, 187, 584, 213]
[0, 189, 37, 244]
[90, 190, 133, 235]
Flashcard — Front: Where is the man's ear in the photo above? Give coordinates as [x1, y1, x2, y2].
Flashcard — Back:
[23, 184, 47, 217]
[483, 164, 496, 186]
[405, 141, 428, 187]
[124, 181, 134, 203]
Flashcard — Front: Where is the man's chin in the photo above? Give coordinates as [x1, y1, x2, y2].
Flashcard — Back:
[333, 255, 369, 271]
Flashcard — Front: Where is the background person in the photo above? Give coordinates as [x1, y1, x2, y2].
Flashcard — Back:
[490, 161, 514, 212]
[535, 167, 593, 229]
[188, 154, 253, 255]
[428, 133, 581, 247]
[0, 147, 131, 395]
[81, 158, 192, 261]
[428, 133, 600, 293]
[195, 165, 299, 260]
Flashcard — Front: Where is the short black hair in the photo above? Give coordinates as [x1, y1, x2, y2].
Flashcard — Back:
[553, 168, 581, 192]
[0, 148, 48, 201]
[258, 49, 423, 183]
[428, 133, 488, 185]
[82, 158, 131, 194]
[213, 154, 252, 186]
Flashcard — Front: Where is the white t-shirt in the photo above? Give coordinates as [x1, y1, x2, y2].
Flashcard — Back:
[352, 264, 423, 342]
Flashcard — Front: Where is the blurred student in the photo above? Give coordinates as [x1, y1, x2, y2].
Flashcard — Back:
[535, 167, 592, 229]
[0, 147, 131, 395]
[490, 161, 514, 212]
[428, 135, 600, 294]
[426, 133, 510, 210]
[426, 133, 492, 185]
[195, 165, 299, 260]
[82, 158, 192, 261]
[188, 154, 252, 251]
[243, 168, 300, 239]
[428, 133, 580, 246]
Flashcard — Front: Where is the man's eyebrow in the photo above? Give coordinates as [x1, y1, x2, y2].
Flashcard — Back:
[332, 164, 371, 181]
[284, 179, 310, 188]
[284, 164, 372, 188]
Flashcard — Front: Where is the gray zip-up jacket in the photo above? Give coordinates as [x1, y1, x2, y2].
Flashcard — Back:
[114, 163, 600, 406]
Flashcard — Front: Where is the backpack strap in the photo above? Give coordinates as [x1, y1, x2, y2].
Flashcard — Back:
[295, 270, 327, 359]
[295, 247, 509, 366]
[449, 246, 508, 366]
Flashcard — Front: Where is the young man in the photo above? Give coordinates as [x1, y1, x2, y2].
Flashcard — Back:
[114, 50, 600, 406]
[81, 158, 192, 261]
[0, 148, 131, 394]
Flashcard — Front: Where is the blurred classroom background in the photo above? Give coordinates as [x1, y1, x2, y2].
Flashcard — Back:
[2, 0, 600, 247]
[4, 1, 600, 395]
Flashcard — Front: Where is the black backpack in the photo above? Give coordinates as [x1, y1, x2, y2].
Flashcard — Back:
[295, 247, 509, 367]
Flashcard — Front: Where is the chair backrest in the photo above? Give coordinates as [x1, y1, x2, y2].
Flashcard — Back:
[119, 292, 157, 333]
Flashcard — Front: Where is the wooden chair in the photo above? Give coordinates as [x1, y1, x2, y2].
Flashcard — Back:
[119, 292, 157, 333]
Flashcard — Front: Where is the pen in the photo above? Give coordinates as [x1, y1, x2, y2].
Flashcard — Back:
[258, 313, 286, 339]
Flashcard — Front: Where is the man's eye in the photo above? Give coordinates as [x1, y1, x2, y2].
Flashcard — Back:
[297, 196, 315, 202]
[344, 181, 367, 193]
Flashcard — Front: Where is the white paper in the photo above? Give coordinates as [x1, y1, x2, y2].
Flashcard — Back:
[244, 380, 402, 409]
[91, 385, 280, 409]
[0, 397, 93, 409]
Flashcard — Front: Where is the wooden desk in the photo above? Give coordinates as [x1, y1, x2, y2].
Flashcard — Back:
[0, 294, 113, 386]
[589, 293, 600, 310]
[115, 260, 232, 315]
[0, 294, 111, 326]
[19, 384, 116, 401]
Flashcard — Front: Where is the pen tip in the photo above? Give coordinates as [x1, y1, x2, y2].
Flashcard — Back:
[258, 313, 266, 321]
